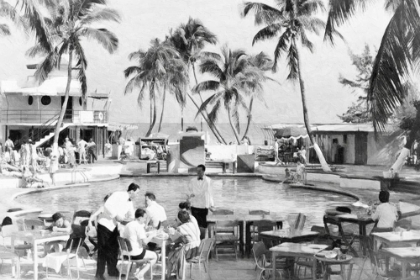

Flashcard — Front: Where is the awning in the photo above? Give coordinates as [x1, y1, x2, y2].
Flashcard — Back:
[274, 126, 308, 140]
[108, 123, 138, 131]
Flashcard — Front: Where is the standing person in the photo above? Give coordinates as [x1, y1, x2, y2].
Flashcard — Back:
[4, 137, 14, 154]
[274, 139, 280, 164]
[67, 140, 76, 167]
[186, 165, 215, 228]
[87, 138, 97, 164]
[95, 183, 140, 280]
[28, 139, 38, 174]
[78, 138, 87, 164]
[298, 146, 307, 164]
[19, 140, 30, 169]
[145, 192, 167, 229]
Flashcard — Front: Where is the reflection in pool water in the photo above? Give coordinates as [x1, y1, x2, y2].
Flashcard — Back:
[17, 177, 355, 227]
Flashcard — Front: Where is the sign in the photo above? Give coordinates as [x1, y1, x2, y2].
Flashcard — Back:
[79, 111, 94, 123]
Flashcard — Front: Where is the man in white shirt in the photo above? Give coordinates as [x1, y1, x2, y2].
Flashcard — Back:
[78, 138, 87, 164]
[187, 165, 215, 228]
[122, 208, 157, 280]
[145, 192, 167, 228]
[95, 183, 140, 280]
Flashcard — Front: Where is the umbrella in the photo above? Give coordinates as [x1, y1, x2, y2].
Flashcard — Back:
[274, 126, 308, 139]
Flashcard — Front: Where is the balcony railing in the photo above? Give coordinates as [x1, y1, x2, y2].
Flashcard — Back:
[0, 110, 108, 125]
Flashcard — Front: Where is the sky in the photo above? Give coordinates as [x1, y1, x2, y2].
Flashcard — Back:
[0, 0, 393, 126]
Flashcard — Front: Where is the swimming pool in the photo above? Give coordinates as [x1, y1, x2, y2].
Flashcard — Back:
[16, 177, 355, 227]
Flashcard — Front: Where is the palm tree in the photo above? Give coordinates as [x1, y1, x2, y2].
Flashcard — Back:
[157, 54, 188, 132]
[324, 0, 420, 172]
[124, 39, 185, 136]
[242, 52, 275, 141]
[193, 45, 267, 144]
[0, 0, 31, 36]
[243, 0, 331, 171]
[169, 18, 227, 144]
[28, 0, 120, 151]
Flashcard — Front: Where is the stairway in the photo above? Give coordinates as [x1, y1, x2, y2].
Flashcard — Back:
[34, 123, 72, 147]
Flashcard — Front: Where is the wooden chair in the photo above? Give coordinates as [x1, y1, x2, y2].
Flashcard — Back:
[117, 237, 154, 280]
[214, 221, 240, 260]
[323, 215, 358, 257]
[252, 241, 292, 280]
[181, 238, 214, 280]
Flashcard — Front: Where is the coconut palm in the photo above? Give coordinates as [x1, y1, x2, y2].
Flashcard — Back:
[242, 52, 274, 141]
[193, 45, 267, 144]
[243, 0, 331, 171]
[169, 17, 227, 144]
[324, 0, 420, 172]
[28, 0, 120, 150]
[124, 39, 186, 136]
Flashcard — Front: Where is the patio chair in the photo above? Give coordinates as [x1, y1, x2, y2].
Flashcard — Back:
[213, 220, 240, 260]
[0, 225, 32, 254]
[45, 237, 83, 279]
[117, 237, 153, 280]
[181, 238, 214, 280]
[0, 246, 21, 278]
[71, 210, 92, 256]
[250, 220, 278, 252]
[252, 241, 292, 280]
[323, 215, 358, 257]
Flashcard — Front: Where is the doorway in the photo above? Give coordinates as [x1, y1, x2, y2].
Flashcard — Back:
[355, 133, 368, 165]
[61, 96, 73, 121]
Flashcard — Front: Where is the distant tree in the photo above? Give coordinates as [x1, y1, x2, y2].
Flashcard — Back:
[338, 44, 374, 123]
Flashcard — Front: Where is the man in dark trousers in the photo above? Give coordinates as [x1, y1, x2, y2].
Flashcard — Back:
[186, 165, 215, 228]
[95, 183, 140, 280]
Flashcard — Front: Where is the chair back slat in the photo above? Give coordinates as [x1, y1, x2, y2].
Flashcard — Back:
[215, 220, 239, 228]
[212, 209, 234, 215]
[254, 220, 276, 233]
[323, 215, 345, 236]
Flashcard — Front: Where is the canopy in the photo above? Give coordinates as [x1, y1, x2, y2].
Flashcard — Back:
[274, 126, 308, 138]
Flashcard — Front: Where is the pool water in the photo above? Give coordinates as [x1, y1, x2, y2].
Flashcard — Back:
[17, 177, 355, 227]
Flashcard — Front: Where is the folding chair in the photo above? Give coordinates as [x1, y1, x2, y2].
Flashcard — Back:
[323, 215, 358, 257]
[117, 237, 154, 280]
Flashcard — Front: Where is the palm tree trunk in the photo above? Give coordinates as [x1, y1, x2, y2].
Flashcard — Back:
[241, 97, 254, 141]
[146, 81, 156, 137]
[391, 103, 420, 173]
[293, 38, 331, 172]
[191, 63, 226, 142]
[52, 48, 73, 153]
[227, 105, 241, 144]
[186, 92, 227, 144]
[158, 85, 167, 132]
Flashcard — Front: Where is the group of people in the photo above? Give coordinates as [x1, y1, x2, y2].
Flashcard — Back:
[85, 164, 214, 280]
[59, 137, 97, 166]
[274, 140, 308, 165]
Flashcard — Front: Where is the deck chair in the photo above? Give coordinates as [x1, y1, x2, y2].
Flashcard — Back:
[323, 215, 358, 257]
[117, 237, 153, 280]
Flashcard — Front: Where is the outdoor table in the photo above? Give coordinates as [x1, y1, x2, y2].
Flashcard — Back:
[259, 230, 319, 247]
[270, 242, 328, 280]
[314, 253, 353, 280]
[381, 247, 420, 279]
[372, 230, 420, 251]
[150, 234, 170, 280]
[207, 214, 283, 257]
[11, 230, 70, 280]
[335, 213, 375, 255]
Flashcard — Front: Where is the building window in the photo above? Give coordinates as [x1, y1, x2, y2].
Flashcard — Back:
[343, 134, 347, 144]
[28, 96, 33, 105]
[41, 96, 51, 106]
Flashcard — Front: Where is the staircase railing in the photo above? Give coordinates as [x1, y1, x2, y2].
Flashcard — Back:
[32, 113, 60, 143]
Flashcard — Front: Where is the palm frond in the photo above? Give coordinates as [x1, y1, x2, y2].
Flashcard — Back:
[299, 0, 326, 15]
[74, 40, 88, 95]
[80, 27, 118, 54]
[80, 7, 120, 25]
[128, 49, 146, 61]
[286, 42, 298, 81]
[124, 73, 143, 94]
[0, 23, 10, 36]
[34, 49, 59, 84]
[324, 0, 368, 44]
[26, 44, 49, 57]
[208, 99, 222, 124]
[124, 66, 142, 78]
[192, 80, 221, 93]
[198, 51, 222, 61]
[272, 28, 291, 71]
[194, 93, 219, 119]
[298, 16, 326, 35]
[199, 59, 224, 79]
[368, 1, 417, 131]
[242, 2, 283, 25]
[299, 29, 314, 52]
[252, 23, 282, 45]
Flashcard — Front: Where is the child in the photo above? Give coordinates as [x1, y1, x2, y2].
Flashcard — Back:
[370, 190, 399, 233]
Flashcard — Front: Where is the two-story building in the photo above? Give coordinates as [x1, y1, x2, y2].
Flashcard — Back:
[0, 60, 111, 157]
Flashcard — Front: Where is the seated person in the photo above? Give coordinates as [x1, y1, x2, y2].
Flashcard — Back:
[370, 190, 399, 233]
[44, 213, 72, 254]
[178, 201, 205, 239]
[145, 192, 167, 229]
[122, 209, 157, 280]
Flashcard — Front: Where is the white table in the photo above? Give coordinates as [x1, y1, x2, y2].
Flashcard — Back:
[11, 230, 69, 280]
[151, 235, 169, 280]
[372, 230, 420, 250]
[382, 247, 420, 279]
